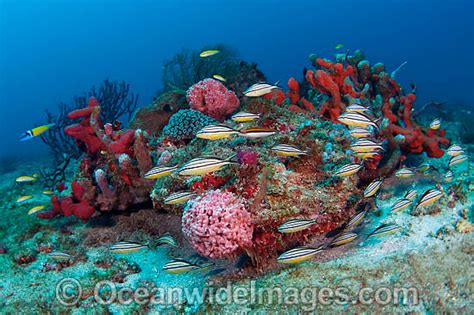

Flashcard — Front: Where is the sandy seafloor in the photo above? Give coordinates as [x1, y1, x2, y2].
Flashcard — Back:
[0, 152, 472, 314]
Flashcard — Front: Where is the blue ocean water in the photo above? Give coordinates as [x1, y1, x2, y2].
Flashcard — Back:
[0, 0, 472, 157]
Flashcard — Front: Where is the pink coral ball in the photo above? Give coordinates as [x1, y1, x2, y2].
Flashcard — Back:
[182, 190, 253, 259]
[186, 78, 240, 121]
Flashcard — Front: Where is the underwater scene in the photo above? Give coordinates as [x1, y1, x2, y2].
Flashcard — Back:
[0, 0, 473, 313]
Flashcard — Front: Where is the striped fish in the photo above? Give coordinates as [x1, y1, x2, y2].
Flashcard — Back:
[444, 170, 453, 182]
[156, 233, 178, 247]
[164, 191, 197, 205]
[334, 163, 362, 177]
[404, 189, 417, 201]
[231, 111, 261, 122]
[277, 245, 324, 264]
[49, 251, 72, 261]
[349, 127, 373, 139]
[178, 155, 238, 176]
[329, 232, 358, 247]
[212, 74, 226, 82]
[350, 139, 384, 153]
[19, 123, 56, 141]
[447, 144, 464, 157]
[42, 190, 54, 195]
[271, 144, 308, 157]
[395, 168, 415, 179]
[109, 241, 148, 254]
[344, 209, 367, 230]
[346, 104, 369, 113]
[416, 189, 443, 208]
[16, 195, 33, 203]
[244, 82, 280, 97]
[416, 163, 431, 173]
[28, 205, 45, 215]
[337, 112, 378, 130]
[353, 150, 382, 160]
[196, 124, 239, 140]
[163, 259, 213, 274]
[429, 118, 441, 130]
[199, 50, 220, 57]
[238, 127, 276, 139]
[16, 176, 37, 183]
[364, 178, 383, 198]
[449, 154, 467, 167]
[390, 198, 412, 213]
[144, 165, 179, 179]
[367, 224, 402, 238]
[277, 218, 316, 233]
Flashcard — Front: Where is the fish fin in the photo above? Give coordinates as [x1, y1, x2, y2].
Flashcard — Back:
[226, 154, 240, 164]
[274, 80, 281, 87]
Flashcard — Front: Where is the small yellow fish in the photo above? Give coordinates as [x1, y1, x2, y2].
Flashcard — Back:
[28, 205, 45, 215]
[16, 176, 37, 183]
[429, 118, 441, 130]
[395, 168, 415, 179]
[144, 165, 179, 179]
[404, 189, 417, 201]
[364, 179, 383, 198]
[416, 189, 443, 209]
[334, 163, 363, 177]
[277, 218, 316, 233]
[335, 44, 344, 49]
[109, 241, 148, 254]
[231, 111, 261, 123]
[19, 123, 55, 141]
[156, 233, 178, 247]
[164, 191, 197, 205]
[42, 190, 54, 195]
[329, 232, 358, 247]
[212, 74, 226, 82]
[16, 195, 33, 203]
[350, 139, 384, 153]
[277, 245, 324, 264]
[349, 127, 373, 139]
[199, 50, 220, 58]
[163, 259, 213, 274]
[178, 155, 238, 176]
[238, 127, 276, 139]
[271, 144, 308, 157]
[444, 170, 453, 182]
[353, 151, 382, 160]
[446, 144, 464, 157]
[344, 209, 367, 230]
[346, 104, 369, 113]
[338, 112, 378, 130]
[49, 251, 72, 261]
[449, 154, 467, 167]
[367, 224, 401, 238]
[390, 198, 412, 213]
[196, 124, 239, 140]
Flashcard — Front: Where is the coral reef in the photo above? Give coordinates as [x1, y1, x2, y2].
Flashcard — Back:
[162, 109, 216, 141]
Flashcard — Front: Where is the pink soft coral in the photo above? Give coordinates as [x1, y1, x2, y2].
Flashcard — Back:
[186, 78, 240, 121]
[182, 190, 253, 259]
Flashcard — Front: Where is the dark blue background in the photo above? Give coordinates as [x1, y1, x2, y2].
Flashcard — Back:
[1, 0, 472, 156]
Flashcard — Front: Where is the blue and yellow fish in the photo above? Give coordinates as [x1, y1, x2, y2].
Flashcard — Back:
[19, 123, 55, 141]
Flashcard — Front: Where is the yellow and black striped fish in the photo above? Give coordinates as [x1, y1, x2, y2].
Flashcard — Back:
[238, 127, 276, 138]
[346, 104, 369, 113]
[329, 232, 358, 247]
[337, 112, 378, 130]
[271, 144, 308, 157]
[350, 139, 384, 153]
[447, 144, 464, 157]
[344, 209, 367, 231]
[196, 124, 239, 140]
[395, 168, 415, 179]
[178, 155, 238, 176]
[390, 198, 412, 213]
[364, 178, 383, 198]
[164, 191, 197, 205]
[404, 189, 417, 201]
[49, 251, 72, 261]
[144, 165, 179, 179]
[156, 233, 178, 247]
[277, 218, 316, 233]
[416, 189, 443, 209]
[277, 245, 325, 264]
[353, 150, 382, 160]
[109, 241, 148, 254]
[429, 118, 441, 130]
[349, 127, 373, 139]
[367, 223, 401, 238]
[231, 111, 261, 122]
[163, 259, 213, 274]
[444, 170, 453, 182]
[19, 123, 56, 141]
[334, 163, 362, 177]
[449, 154, 467, 168]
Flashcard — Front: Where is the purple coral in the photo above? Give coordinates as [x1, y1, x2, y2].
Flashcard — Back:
[182, 190, 254, 259]
[186, 78, 240, 121]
